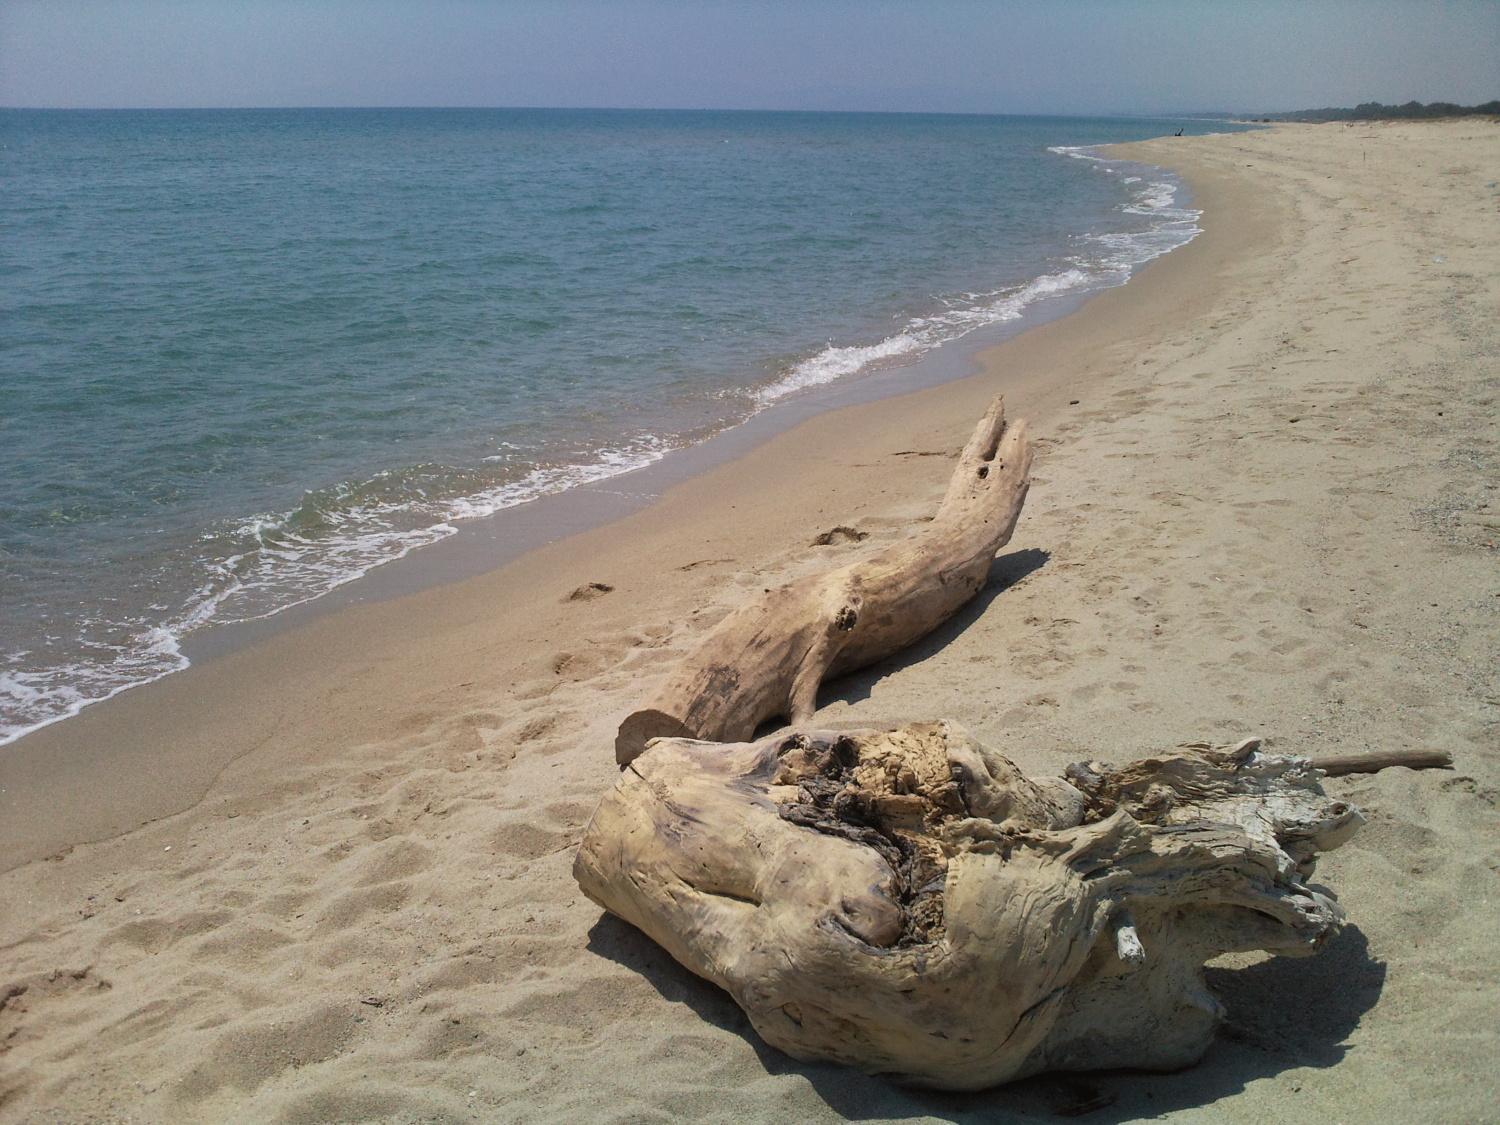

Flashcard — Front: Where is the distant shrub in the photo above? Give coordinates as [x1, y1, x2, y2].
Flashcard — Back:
[1259, 99, 1500, 122]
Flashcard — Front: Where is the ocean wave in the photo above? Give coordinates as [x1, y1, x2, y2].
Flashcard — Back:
[757, 147, 1199, 404]
[1046, 144, 1109, 163]
[0, 433, 672, 746]
[0, 627, 190, 750]
[751, 267, 1103, 403]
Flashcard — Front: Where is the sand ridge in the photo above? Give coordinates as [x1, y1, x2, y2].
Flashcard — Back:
[1, 121, 1497, 1122]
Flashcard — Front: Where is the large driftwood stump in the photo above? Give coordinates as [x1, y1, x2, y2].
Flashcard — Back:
[616, 397, 1031, 765]
[575, 722, 1363, 1089]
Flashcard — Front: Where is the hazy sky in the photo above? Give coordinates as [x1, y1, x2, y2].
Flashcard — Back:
[2, 0, 1496, 114]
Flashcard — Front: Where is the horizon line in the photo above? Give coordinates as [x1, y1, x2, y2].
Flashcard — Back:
[0, 103, 1241, 119]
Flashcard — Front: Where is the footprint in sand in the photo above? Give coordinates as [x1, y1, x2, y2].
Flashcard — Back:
[549, 646, 621, 680]
[107, 909, 234, 955]
[174, 1004, 359, 1103]
[488, 819, 570, 861]
[811, 526, 869, 546]
[676, 557, 733, 571]
[0, 967, 114, 1048]
[513, 714, 559, 744]
[563, 581, 615, 602]
[314, 883, 410, 934]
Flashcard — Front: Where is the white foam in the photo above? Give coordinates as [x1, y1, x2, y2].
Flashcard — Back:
[0, 627, 190, 748]
[0, 433, 673, 747]
[1047, 144, 1108, 163]
[755, 145, 1200, 405]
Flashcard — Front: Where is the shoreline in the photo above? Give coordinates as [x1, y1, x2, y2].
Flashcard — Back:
[0, 140, 1207, 753]
[3, 120, 1496, 1121]
[182, 150, 1201, 661]
[0, 143, 1231, 867]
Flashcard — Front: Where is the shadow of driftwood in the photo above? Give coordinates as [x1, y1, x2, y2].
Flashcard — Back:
[817, 546, 1051, 714]
[588, 910, 1384, 1121]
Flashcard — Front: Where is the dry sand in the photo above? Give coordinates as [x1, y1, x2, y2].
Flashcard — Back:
[2, 121, 1497, 1123]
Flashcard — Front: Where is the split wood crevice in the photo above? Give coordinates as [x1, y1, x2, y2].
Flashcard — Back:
[577, 396, 1450, 1089]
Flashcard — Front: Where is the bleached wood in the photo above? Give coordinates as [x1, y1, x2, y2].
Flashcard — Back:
[1316, 748, 1453, 775]
[615, 397, 1032, 765]
[576, 722, 1364, 1090]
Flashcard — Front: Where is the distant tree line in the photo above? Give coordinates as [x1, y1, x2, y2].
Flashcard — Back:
[1254, 100, 1500, 123]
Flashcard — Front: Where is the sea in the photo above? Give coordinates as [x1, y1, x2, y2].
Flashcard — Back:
[0, 108, 1243, 745]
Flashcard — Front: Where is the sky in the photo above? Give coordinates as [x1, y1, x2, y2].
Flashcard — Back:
[1, 0, 1496, 115]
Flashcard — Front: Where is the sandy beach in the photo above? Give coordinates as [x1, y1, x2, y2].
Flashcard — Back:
[2, 120, 1497, 1122]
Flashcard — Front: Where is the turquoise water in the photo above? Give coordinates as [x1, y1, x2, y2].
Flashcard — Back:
[0, 108, 1240, 743]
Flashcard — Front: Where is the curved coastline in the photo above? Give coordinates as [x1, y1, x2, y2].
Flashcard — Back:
[0, 133, 1253, 868]
[0, 140, 1208, 750]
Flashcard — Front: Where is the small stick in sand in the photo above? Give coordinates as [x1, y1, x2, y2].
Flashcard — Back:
[1316, 749, 1454, 776]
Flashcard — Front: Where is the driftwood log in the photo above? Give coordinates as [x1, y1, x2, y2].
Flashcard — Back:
[576, 722, 1364, 1089]
[615, 396, 1031, 765]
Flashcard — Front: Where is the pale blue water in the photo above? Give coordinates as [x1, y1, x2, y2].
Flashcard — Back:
[0, 108, 1241, 743]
